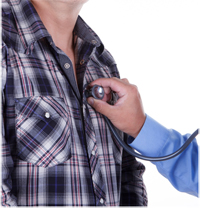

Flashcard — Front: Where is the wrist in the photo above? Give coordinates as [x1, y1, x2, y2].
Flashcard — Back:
[128, 115, 170, 157]
[129, 114, 146, 138]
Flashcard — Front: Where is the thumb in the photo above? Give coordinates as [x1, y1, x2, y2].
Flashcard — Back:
[87, 97, 114, 117]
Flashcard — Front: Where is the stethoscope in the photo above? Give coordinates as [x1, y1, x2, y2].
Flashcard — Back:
[86, 85, 199, 162]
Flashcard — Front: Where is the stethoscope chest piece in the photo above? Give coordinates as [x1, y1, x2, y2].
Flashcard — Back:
[85, 85, 104, 100]
[85, 84, 199, 161]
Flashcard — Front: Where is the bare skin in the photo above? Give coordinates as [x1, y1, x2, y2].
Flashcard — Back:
[30, 1, 145, 138]
[30, 0, 88, 82]
[87, 77, 146, 138]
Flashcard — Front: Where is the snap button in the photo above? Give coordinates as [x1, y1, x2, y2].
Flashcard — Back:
[64, 63, 70, 69]
[45, 112, 50, 118]
[91, 150, 95, 156]
[80, 59, 85, 65]
[91, 40, 97, 45]
[100, 198, 104, 204]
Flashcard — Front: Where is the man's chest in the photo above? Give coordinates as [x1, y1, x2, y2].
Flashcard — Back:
[4, 42, 123, 206]
[5, 40, 123, 169]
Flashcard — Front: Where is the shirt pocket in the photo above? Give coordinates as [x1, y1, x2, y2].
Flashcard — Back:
[15, 96, 71, 168]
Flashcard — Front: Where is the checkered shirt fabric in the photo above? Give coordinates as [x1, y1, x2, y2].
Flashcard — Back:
[1, 0, 147, 206]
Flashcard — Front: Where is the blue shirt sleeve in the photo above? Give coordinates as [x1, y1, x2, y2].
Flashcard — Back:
[128, 115, 199, 197]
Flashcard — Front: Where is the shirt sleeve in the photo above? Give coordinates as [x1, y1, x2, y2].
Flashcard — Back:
[1, 43, 18, 206]
[128, 115, 199, 197]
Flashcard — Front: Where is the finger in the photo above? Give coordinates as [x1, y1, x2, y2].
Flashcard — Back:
[103, 86, 112, 94]
[102, 91, 112, 102]
[87, 97, 115, 117]
[89, 78, 127, 97]
[121, 78, 129, 84]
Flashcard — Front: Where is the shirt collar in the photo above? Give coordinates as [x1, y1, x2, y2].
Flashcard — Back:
[74, 16, 101, 48]
[8, 0, 102, 52]
[8, 0, 50, 52]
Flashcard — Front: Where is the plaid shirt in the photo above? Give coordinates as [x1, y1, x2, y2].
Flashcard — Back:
[1, 0, 147, 206]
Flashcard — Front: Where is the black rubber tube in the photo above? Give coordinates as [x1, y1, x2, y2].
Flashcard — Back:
[104, 116, 199, 162]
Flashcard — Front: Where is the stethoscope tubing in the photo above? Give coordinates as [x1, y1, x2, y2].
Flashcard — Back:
[86, 84, 199, 162]
[104, 115, 199, 162]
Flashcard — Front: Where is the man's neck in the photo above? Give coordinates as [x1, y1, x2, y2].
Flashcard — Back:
[31, 0, 84, 53]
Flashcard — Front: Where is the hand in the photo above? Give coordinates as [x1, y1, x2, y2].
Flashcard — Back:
[87, 77, 146, 138]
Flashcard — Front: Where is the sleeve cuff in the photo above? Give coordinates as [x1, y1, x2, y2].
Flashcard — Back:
[127, 115, 170, 157]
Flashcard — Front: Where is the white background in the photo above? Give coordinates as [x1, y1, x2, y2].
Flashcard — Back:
[80, 0, 200, 207]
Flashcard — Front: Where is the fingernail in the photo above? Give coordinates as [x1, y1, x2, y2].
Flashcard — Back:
[87, 97, 94, 105]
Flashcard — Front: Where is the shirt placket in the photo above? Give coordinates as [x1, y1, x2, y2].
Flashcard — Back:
[83, 103, 106, 206]
[47, 38, 107, 205]
[78, 46, 107, 205]
[74, 40, 107, 205]
[57, 53, 96, 205]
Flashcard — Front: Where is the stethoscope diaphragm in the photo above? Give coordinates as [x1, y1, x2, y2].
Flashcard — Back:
[85, 85, 104, 100]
